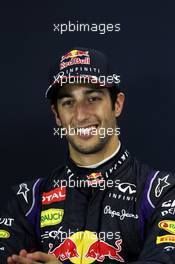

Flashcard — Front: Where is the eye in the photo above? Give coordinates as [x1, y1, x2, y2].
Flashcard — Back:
[88, 96, 102, 103]
[62, 99, 74, 107]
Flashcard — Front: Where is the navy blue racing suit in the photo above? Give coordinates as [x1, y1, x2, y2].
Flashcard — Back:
[0, 145, 175, 263]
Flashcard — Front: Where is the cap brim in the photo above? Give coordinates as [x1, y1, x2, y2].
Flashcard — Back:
[45, 75, 120, 99]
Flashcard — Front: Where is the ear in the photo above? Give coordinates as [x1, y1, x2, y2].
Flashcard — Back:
[114, 92, 125, 117]
[51, 104, 62, 126]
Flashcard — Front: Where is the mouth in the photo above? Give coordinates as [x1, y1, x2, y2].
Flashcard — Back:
[75, 124, 99, 138]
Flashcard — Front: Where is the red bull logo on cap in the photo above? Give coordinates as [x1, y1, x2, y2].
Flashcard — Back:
[48, 230, 124, 263]
[61, 50, 89, 62]
[60, 49, 90, 70]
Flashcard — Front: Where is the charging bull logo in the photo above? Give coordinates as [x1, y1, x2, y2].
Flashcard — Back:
[61, 50, 89, 62]
[48, 230, 124, 263]
[60, 50, 90, 70]
[48, 239, 79, 261]
[86, 172, 105, 187]
[86, 172, 102, 180]
[85, 239, 124, 262]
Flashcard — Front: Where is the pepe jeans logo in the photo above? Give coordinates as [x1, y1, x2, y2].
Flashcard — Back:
[104, 205, 138, 220]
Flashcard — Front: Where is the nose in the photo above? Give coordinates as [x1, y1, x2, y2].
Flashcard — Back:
[74, 101, 90, 123]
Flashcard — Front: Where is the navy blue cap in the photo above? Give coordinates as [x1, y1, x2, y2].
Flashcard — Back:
[45, 47, 121, 99]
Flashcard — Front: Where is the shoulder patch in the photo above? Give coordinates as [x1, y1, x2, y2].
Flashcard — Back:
[147, 171, 175, 208]
[12, 178, 43, 216]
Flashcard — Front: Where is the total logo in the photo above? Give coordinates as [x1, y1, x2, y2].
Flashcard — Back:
[40, 209, 64, 228]
[42, 187, 66, 205]
[48, 230, 124, 263]
[158, 220, 175, 235]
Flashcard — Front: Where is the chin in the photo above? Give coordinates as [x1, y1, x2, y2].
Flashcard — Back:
[69, 137, 109, 155]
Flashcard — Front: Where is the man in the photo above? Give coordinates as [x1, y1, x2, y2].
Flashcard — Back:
[1, 47, 175, 264]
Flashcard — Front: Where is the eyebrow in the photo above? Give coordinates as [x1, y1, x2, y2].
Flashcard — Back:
[57, 88, 105, 100]
[85, 88, 104, 95]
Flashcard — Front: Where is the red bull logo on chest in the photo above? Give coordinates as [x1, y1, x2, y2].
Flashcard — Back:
[48, 230, 124, 263]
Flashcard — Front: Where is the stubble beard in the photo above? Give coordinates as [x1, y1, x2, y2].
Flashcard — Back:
[67, 134, 111, 155]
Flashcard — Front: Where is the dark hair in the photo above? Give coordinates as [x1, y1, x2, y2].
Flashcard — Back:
[50, 85, 120, 111]
[108, 86, 120, 110]
[50, 85, 59, 108]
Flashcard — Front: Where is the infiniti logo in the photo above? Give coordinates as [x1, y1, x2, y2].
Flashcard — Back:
[115, 181, 136, 194]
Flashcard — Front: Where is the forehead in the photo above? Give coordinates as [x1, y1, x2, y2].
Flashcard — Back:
[57, 83, 109, 98]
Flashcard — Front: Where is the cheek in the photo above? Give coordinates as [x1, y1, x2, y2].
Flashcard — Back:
[100, 104, 114, 119]
[58, 111, 72, 127]
[102, 109, 116, 127]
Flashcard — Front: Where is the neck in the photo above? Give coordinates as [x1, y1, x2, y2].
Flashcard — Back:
[69, 136, 120, 166]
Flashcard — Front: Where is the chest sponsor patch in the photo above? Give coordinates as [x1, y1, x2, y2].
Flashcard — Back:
[0, 230, 10, 239]
[164, 245, 175, 252]
[158, 220, 175, 235]
[42, 187, 66, 205]
[161, 200, 175, 208]
[0, 218, 14, 227]
[156, 235, 175, 244]
[104, 205, 138, 220]
[40, 209, 64, 228]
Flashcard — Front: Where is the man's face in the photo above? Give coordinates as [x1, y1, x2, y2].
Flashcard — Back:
[52, 84, 124, 155]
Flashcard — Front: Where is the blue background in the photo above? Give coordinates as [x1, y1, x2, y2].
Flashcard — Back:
[0, 1, 175, 203]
